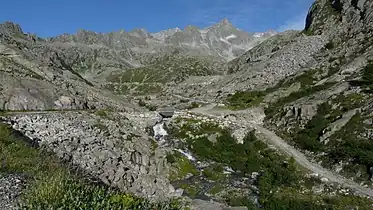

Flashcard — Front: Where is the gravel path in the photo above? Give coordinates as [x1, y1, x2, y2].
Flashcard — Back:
[186, 102, 373, 197]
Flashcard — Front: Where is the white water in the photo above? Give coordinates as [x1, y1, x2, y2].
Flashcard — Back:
[223, 166, 235, 174]
[175, 149, 196, 161]
[152, 120, 197, 161]
[153, 122, 168, 141]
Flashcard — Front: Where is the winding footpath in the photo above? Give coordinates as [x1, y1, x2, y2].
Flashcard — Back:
[184, 101, 373, 198]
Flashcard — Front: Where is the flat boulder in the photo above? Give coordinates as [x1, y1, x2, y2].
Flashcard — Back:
[157, 107, 175, 118]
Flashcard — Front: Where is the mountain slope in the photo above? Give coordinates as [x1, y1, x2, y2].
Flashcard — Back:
[200, 0, 373, 187]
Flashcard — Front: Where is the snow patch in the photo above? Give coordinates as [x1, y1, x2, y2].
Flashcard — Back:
[253, 33, 264, 38]
[225, 34, 237, 40]
[219, 38, 231, 45]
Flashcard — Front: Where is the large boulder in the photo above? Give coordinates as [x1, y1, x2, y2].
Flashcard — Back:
[157, 107, 175, 118]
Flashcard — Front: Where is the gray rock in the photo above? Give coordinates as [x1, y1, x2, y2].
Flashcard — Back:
[0, 174, 25, 210]
[157, 107, 175, 118]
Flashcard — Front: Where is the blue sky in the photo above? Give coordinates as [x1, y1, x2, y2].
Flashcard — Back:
[1, 0, 314, 37]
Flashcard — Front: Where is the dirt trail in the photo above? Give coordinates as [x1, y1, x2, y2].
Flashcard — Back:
[185, 101, 373, 197]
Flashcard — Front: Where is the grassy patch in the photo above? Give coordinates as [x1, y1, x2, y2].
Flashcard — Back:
[186, 102, 200, 110]
[94, 109, 113, 119]
[167, 152, 199, 181]
[225, 91, 265, 110]
[285, 93, 365, 152]
[150, 138, 158, 152]
[265, 82, 336, 119]
[292, 103, 333, 152]
[202, 164, 226, 181]
[350, 61, 373, 92]
[326, 113, 373, 179]
[0, 123, 183, 209]
[208, 183, 224, 195]
[180, 184, 200, 198]
[170, 118, 224, 140]
[225, 69, 323, 110]
[22, 169, 181, 209]
[261, 188, 373, 210]
[224, 193, 256, 209]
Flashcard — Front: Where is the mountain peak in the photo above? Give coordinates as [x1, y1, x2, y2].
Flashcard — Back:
[207, 18, 235, 31]
[216, 18, 233, 27]
[0, 21, 24, 35]
[220, 18, 231, 25]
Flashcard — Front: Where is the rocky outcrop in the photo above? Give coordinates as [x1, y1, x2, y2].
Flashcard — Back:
[3, 112, 177, 200]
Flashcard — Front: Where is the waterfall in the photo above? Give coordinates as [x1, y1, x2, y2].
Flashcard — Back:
[153, 122, 168, 142]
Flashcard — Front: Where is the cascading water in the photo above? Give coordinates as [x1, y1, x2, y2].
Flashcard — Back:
[152, 119, 196, 161]
[174, 148, 196, 161]
[153, 122, 168, 142]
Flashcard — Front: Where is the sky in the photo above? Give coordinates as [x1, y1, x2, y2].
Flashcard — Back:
[1, 0, 315, 37]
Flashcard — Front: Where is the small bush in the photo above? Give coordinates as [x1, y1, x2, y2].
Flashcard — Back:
[187, 102, 200, 110]
[95, 109, 109, 118]
[226, 91, 265, 110]
[138, 99, 147, 107]
[325, 41, 335, 50]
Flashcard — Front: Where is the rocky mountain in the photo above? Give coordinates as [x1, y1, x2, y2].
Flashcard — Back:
[50, 18, 274, 63]
[2, 0, 373, 209]
[0, 19, 275, 99]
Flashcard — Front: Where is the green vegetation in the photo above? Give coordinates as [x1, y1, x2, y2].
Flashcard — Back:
[226, 69, 325, 110]
[202, 164, 226, 181]
[180, 184, 200, 198]
[0, 123, 182, 209]
[93, 121, 109, 134]
[23, 170, 182, 209]
[171, 118, 373, 208]
[94, 109, 115, 120]
[134, 83, 163, 95]
[325, 41, 335, 50]
[95, 109, 109, 118]
[138, 99, 157, 111]
[170, 117, 224, 139]
[187, 102, 200, 110]
[265, 82, 336, 118]
[106, 57, 217, 84]
[350, 61, 373, 92]
[292, 103, 333, 152]
[223, 191, 256, 208]
[150, 138, 158, 152]
[208, 184, 223, 195]
[326, 113, 373, 180]
[167, 152, 200, 181]
[283, 93, 366, 153]
[225, 91, 265, 110]
[302, 29, 314, 36]
[104, 55, 221, 96]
